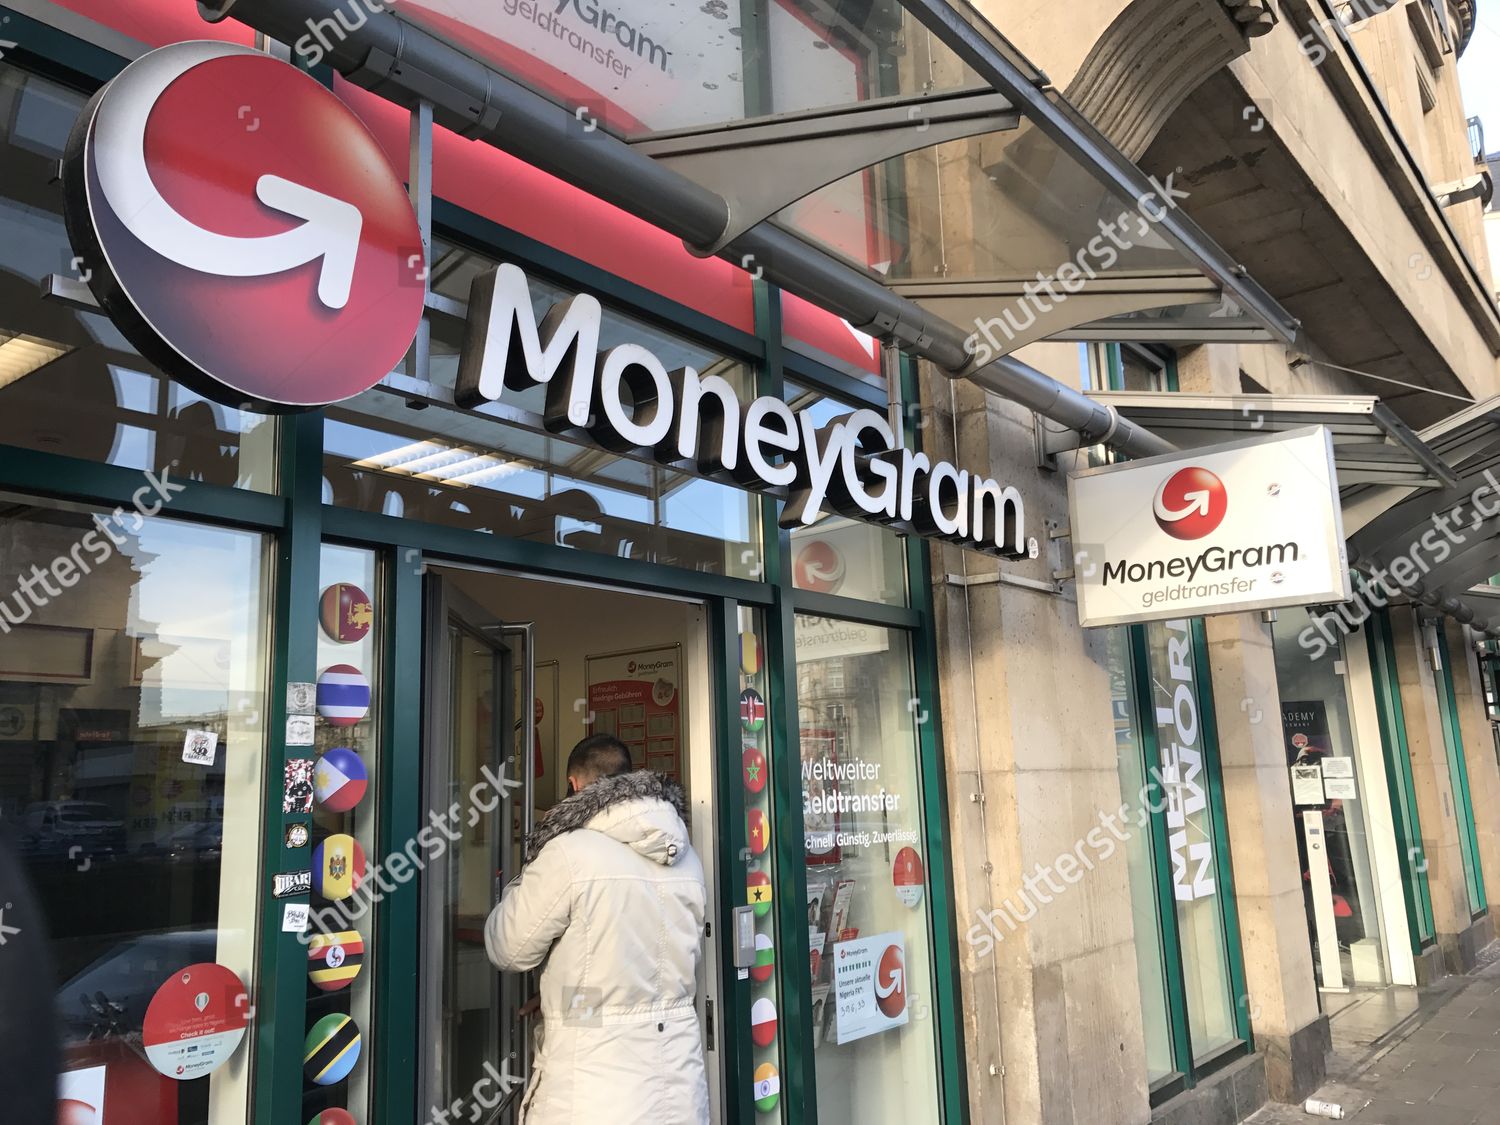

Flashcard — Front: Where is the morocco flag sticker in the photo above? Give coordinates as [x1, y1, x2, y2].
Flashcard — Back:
[750, 996, 778, 1048]
[742, 746, 767, 794]
[750, 932, 775, 983]
[747, 869, 773, 917]
[753, 1062, 780, 1113]
[308, 930, 365, 992]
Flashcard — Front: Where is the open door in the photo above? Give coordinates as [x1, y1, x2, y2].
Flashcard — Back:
[420, 575, 536, 1123]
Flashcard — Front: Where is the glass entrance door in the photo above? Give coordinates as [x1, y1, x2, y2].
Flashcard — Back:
[420, 577, 536, 1123]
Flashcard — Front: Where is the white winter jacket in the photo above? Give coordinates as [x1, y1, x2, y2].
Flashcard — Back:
[484, 771, 710, 1125]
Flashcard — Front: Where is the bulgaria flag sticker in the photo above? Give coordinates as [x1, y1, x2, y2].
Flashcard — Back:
[750, 932, 775, 983]
[753, 1062, 780, 1113]
[750, 996, 778, 1048]
[317, 664, 370, 726]
[747, 869, 773, 917]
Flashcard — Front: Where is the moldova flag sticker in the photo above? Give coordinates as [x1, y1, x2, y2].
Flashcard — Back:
[317, 665, 370, 726]
[747, 869, 772, 918]
[308, 929, 365, 992]
[319, 582, 372, 644]
[753, 1062, 780, 1112]
[304, 1013, 361, 1086]
[315, 747, 368, 813]
[313, 833, 366, 901]
[739, 687, 766, 732]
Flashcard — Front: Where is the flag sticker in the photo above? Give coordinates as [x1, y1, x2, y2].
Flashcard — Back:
[314, 747, 369, 813]
[747, 808, 769, 857]
[313, 833, 366, 901]
[319, 582, 373, 644]
[753, 1063, 780, 1112]
[742, 746, 767, 794]
[739, 632, 762, 676]
[747, 869, 773, 918]
[308, 930, 365, 992]
[750, 932, 775, 983]
[316, 664, 370, 727]
[739, 687, 766, 732]
[750, 996, 777, 1048]
[303, 1013, 361, 1086]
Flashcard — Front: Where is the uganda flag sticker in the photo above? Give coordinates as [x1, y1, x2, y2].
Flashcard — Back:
[750, 996, 777, 1048]
[753, 1062, 780, 1113]
[750, 932, 775, 983]
[307, 1111, 357, 1125]
[317, 664, 370, 727]
[319, 582, 373, 644]
[308, 930, 364, 992]
[304, 1012, 361, 1086]
[313, 833, 366, 902]
[739, 687, 766, 732]
[314, 747, 369, 813]
[747, 869, 772, 918]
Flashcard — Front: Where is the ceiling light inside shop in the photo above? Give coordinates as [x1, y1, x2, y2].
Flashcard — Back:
[351, 440, 527, 488]
[0, 332, 72, 389]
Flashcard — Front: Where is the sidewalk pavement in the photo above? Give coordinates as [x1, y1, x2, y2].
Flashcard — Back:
[1248, 944, 1500, 1125]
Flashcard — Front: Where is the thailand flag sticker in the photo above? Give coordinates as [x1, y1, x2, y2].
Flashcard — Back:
[317, 664, 370, 726]
[750, 996, 778, 1048]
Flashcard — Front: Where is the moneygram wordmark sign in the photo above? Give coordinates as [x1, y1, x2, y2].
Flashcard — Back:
[1068, 426, 1350, 627]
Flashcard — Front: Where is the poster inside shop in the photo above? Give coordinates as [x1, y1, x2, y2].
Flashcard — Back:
[586, 645, 682, 780]
[832, 931, 910, 1045]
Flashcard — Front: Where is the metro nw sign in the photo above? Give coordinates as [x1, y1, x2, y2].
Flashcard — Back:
[63, 41, 425, 411]
[63, 44, 1031, 559]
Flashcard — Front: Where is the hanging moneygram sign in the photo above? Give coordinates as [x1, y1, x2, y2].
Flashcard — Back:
[1068, 425, 1350, 627]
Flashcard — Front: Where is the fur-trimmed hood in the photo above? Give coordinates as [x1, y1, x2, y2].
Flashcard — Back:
[525, 770, 689, 865]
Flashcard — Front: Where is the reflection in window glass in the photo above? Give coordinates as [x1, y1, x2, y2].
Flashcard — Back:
[0, 497, 268, 1123]
[1143, 620, 1237, 1064]
[796, 618, 939, 1125]
[0, 66, 277, 490]
[325, 240, 761, 578]
[784, 383, 907, 606]
[1108, 628, 1175, 1084]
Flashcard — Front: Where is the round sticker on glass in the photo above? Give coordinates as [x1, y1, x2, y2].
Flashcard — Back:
[320, 582, 372, 644]
[893, 846, 925, 908]
[142, 963, 249, 1080]
[304, 1012, 362, 1086]
[742, 746, 767, 794]
[739, 687, 766, 732]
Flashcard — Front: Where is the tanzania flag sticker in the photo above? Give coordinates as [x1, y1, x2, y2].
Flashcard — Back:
[747, 808, 768, 857]
[316, 664, 370, 727]
[315, 747, 369, 813]
[750, 932, 775, 983]
[750, 996, 777, 1048]
[739, 687, 766, 732]
[304, 1013, 361, 1086]
[320, 582, 373, 644]
[308, 930, 365, 992]
[313, 833, 366, 902]
[307, 1110, 357, 1125]
[753, 1062, 780, 1113]
[747, 869, 772, 917]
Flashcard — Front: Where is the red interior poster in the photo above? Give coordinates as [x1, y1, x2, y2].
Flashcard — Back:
[586, 646, 682, 781]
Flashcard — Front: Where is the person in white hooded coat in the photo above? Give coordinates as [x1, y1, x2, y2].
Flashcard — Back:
[485, 733, 710, 1125]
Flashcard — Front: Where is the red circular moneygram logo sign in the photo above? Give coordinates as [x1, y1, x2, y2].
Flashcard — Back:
[874, 944, 906, 1019]
[793, 539, 846, 594]
[63, 42, 425, 413]
[1152, 466, 1228, 541]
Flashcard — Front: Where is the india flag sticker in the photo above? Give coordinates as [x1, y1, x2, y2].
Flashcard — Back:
[753, 1062, 780, 1113]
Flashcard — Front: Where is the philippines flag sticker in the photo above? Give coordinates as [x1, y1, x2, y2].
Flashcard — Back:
[317, 664, 370, 726]
[315, 747, 369, 813]
[753, 1062, 780, 1112]
[750, 996, 777, 1048]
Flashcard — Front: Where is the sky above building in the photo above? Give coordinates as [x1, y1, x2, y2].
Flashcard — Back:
[1460, 2, 1499, 155]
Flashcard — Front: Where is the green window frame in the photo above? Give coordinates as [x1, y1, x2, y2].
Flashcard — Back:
[1366, 609, 1437, 949]
[1433, 628, 1487, 918]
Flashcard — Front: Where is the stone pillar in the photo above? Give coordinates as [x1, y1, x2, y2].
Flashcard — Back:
[1201, 614, 1328, 1101]
[1389, 607, 1483, 970]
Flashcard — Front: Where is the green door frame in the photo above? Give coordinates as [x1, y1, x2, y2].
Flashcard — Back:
[1433, 628, 1487, 917]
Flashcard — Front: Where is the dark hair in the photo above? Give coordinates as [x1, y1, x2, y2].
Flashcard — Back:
[566, 733, 632, 785]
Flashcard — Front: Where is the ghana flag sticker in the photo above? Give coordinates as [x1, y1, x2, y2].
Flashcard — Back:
[308, 1112, 357, 1125]
[739, 687, 766, 732]
[315, 747, 368, 813]
[753, 1062, 780, 1113]
[750, 931, 775, 983]
[308, 929, 364, 992]
[313, 833, 366, 901]
[747, 869, 772, 917]
[319, 582, 372, 644]
[317, 664, 370, 726]
[305, 1012, 362, 1085]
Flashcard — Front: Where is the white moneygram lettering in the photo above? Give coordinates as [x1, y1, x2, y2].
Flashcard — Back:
[455, 263, 1031, 559]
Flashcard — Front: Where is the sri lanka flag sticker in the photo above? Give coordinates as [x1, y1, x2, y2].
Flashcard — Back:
[307, 930, 364, 992]
[317, 664, 370, 726]
[319, 582, 372, 643]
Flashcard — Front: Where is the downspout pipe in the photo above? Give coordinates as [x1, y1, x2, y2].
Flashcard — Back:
[198, 0, 1175, 458]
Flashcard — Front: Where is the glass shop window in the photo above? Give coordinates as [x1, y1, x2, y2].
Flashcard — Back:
[0, 495, 270, 1124]
[0, 64, 277, 491]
